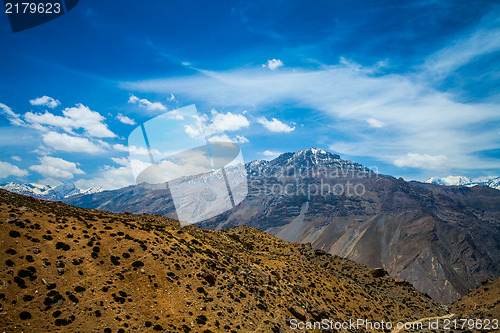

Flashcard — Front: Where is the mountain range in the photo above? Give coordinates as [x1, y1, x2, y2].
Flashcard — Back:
[0, 182, 103, 201]
[426, 175, 500, 190]
[61, 148, 500, 305]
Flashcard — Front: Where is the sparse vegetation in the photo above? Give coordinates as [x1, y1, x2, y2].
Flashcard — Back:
[0, 189, 450, 332]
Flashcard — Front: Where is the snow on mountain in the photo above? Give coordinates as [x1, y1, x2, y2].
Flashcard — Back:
[259, 148, 373, 177]
[80, 186, 105, 195]
[0, 182, 104, 200]
[426, 175, 500, 190]
[0, 183, 53, 197]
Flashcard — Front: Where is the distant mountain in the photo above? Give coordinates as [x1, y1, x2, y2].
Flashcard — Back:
[63, 148, 500, 304]
[426, 175, 500, 190]
[0, 182, 103, 200]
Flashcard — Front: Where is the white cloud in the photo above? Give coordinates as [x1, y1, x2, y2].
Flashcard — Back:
[116, 113, 136, 125]
[0, 161, 29, 179]
[25, 103, 116, 138]
[113, 144, 130, 152]
[128, 94, 166, 111]
[113, 144, 161, 156]
[257, 117, 295, 133]
[207, 134, 249, 144]
[29, 96, 60, 109]
[159, 110, 183, 120]
[183, 124, 202, 139]
[128, 95, 140, 104]
[60, 104, 115, 138]
[235, 135, 249, 143]
[96, 139, 111, 149]
[208, 110, 250, 133]
[182, 110, 250, 142]
[367, 118, 385, 128]
[394, 153, 447, 169]
[0, 102, 25, 126]
[75, 159, 140, 190]
[25, 111, 73, 131]
[263, 59, 284, 70]
[11, 156, 21, 161]
[42, 131, 103, 153]
[339, 57, 363, 71]
[261, 150, 281, 159]
[207, 134, 232, 142]
[29, 156, 84, 181]
[111, 157, 130, 166]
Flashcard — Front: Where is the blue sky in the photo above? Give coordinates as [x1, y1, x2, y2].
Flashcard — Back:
[0, 0, 499, 189]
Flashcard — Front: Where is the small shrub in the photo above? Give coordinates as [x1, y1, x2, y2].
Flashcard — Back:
[19, 311, 31, 320]
[196, 314, 207, 325]
[74, 286, 86, 293]
[132, 260, 144, 268]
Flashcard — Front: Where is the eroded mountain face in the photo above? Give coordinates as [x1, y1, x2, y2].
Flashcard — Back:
[64, 148, 500, 304]
[0, 190, 445, 332]
[199, 149, 500, 305]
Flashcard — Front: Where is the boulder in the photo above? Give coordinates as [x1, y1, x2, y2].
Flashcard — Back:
[201, 272, 216, 286]
[309, 307, 328, 320]
[314, 249, 327, 256]
[289, 304, 306, 320]
[371, 267, 387, 278]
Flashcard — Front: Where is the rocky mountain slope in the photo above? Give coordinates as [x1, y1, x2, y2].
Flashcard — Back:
[0, 190, 446, 332]
[64, 148, 500, 304]
[0, 182, 103, 200]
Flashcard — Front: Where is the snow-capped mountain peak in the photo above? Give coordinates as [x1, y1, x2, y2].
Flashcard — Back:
[426, 175, 500, 190]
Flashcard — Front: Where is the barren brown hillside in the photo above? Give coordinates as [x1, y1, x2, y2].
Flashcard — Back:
[0, 190, 446, 332]
[452, 278, 500, 321]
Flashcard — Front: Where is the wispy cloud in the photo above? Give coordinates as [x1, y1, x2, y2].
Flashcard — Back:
[0, 102, 25, 126]
[422, 27, 500, 81]
[367, 118, 385, 128]
[122, 22, 500, 176]
[257, 117, 295, 133]
[116, 113, 136, 125]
